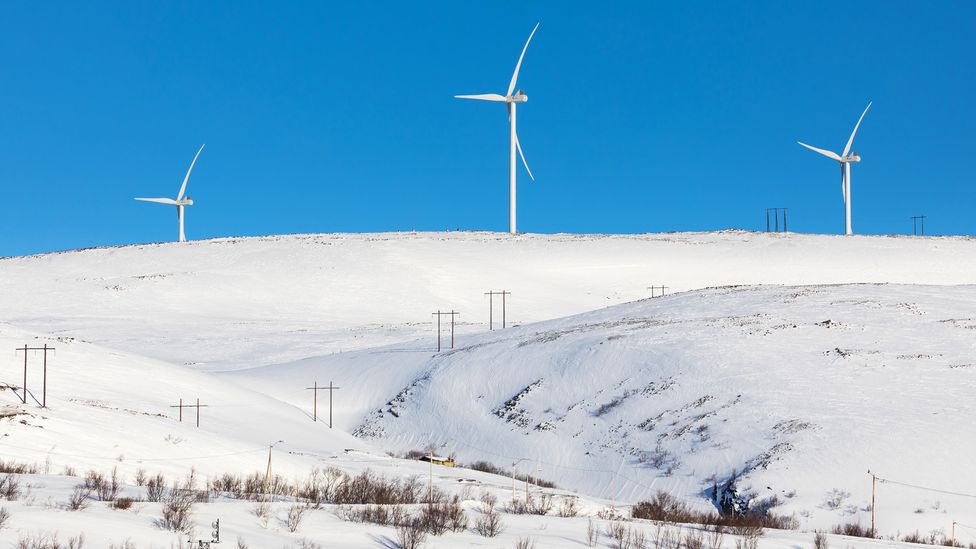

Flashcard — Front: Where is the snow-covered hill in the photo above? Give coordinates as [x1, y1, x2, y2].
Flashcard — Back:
[1, 231, 974, 545]
[228, 282, 976, 537]
[1, 231, 973, 370]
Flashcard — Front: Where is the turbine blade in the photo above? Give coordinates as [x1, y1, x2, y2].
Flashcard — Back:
[516, 133, 534, 180]
[842, 101, 872, 157]
[455, 94, 507, 102]
[507, 22, 540, 97]
[797, 141, 842, 162]
[177, 144, 205, 201]
[135, 197, 179, 205]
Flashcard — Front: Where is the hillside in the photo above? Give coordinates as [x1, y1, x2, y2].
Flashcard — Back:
[0, 231, 973, 370]
[228, 282, 976, 536]
[0, 231, 974, 545]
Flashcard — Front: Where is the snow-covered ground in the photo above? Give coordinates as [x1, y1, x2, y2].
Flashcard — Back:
[0, 231, 973, 547]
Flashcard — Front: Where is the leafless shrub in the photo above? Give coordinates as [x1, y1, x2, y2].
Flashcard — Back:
[110, 497, 134, 511]
[735, 536, 758, 549]
[13, 532, 85, 549]
[108, 540, 137, 549]
[814, 531, 828, 549]
[0, 461, 38, 474]
[476, 505, 503, 537]
[509, 497, 530, 514]
[514, 537, 536, 549]
[1, 474, 22, 500]
[252, 501, 271, 527]
[0, 506, 10, 529]
[67, 486, 92, 511]
[558, 495, 579, 517]
[396, 517, 428, 549]
[465, 461, 558, 488]
[633, 529, 648, 549]
[420, 501, 450, 535]
[706, 524, 726, 549]
[831, 522, 874, 539]
[660, 525, 681, 549]
[154, 487, 195, 532]
[633, 490, 789, 532]
[444, 495, 468, 532]
[480, 490, 497, 512]
[96, 467, 120, 502]
[528, 492, 554, 515]
[586, 518, 598, 547]
[133, 468, 147, 486]
[236, 537, 249, 549]
[145, 473, 166, 502]
[599, 506, 625, 521]
[685, 529, 705, 549]
[295, 540, 322, 549]
[286, 504, 307, 533]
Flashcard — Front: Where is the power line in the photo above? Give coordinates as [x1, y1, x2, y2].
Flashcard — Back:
[875, 473, 976, 499]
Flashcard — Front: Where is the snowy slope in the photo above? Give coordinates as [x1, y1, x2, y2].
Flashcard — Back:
[0, 231, 973, 370]
[228, 283, 976, 537]
[1, 232, 974, 545]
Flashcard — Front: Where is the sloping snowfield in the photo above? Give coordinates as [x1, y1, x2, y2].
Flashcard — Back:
[0, 231, 974, 547]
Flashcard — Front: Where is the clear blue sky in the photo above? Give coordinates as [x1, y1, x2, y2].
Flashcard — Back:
[1, 1, 973, 255]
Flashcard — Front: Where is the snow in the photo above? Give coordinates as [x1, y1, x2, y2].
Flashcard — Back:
[0, 231, 973, 547]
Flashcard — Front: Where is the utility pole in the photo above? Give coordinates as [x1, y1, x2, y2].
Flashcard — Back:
[912, 215, 926, 236]
[648, 285, 669, 298]
[172, 399, 208, 427]
[432, 311, 460, 351]
[14, 344, 55, 407]
[306, 381, 340, 426]
[485, 290, 511, 330]
[868, 469, 877, 535]
[264, 441, 284, 502]
[765, 208, 788, 232]
[326, 381, 340, 429]
[171, 398, 186, 422]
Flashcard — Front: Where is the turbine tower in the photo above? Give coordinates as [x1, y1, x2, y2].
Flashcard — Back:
[135, 144, 205, 243]
[798, 102, 872, 235]
[456, 23, 539, 235]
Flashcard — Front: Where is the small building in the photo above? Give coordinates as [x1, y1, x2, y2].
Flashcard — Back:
[419, 455, 455, 467]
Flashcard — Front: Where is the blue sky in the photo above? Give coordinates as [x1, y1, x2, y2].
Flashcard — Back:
[1, 1, 974, 255]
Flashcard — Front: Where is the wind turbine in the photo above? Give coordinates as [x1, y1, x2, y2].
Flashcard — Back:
[134, 144, 205, 243]
[798, 102, 872, 235]
[456, 22, 539, 235]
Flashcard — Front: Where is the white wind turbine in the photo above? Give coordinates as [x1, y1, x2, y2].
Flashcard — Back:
[135, 144, 205, 243]
[456, 22, 539, 235]
[798, 102, 872, 235]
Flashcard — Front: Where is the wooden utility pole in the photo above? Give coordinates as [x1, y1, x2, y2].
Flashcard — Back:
[306, 381, 325, 422]
[172, 399, 208, 427]
[170, 398, 186, 422]
[912, 215, 927, 236]
[326, 381, 340, 428]
[648, 286, 669, 298]
[432, 311, 460, 351]
[15, 344, 55, 407]
[485, 290, 511, 330]
[868, 470, 877, 535]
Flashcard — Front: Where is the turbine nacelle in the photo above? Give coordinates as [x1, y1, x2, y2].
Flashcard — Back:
[508, 90, 528, 103]
[845, 152, 861, 163]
